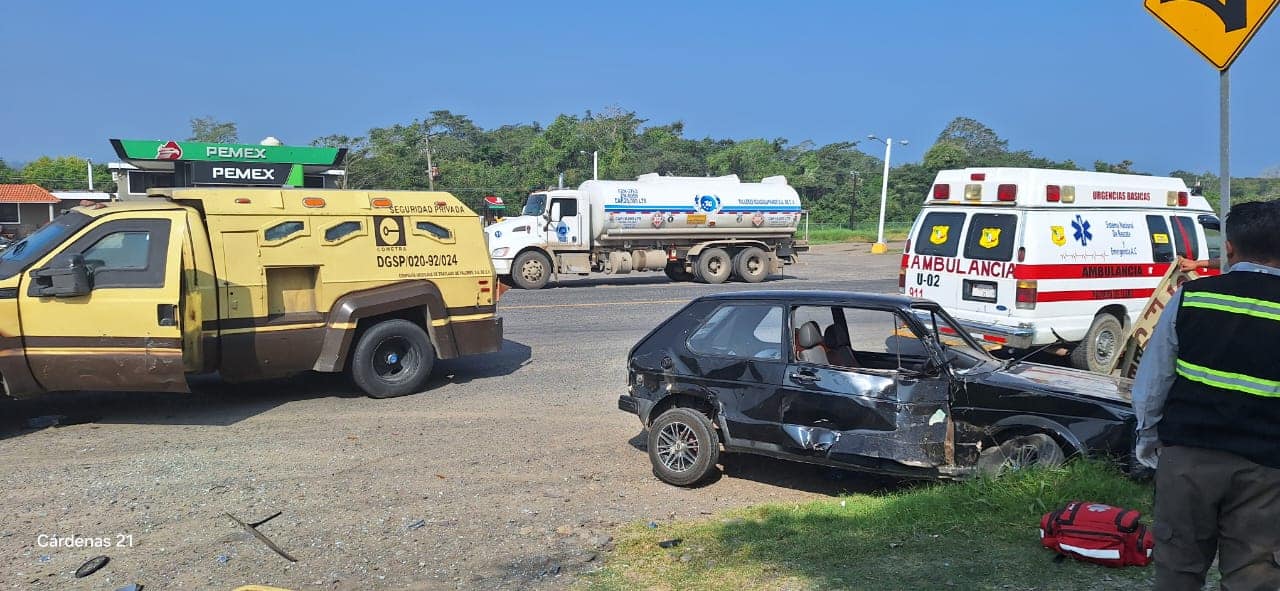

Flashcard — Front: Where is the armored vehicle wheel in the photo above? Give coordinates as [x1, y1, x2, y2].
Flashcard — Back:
[351, 319, 435, 398]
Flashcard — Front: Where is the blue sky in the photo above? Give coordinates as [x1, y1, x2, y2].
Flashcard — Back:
[1, 0, 1277, 176]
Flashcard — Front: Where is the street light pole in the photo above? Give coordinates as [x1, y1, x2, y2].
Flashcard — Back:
[866, 135, 908, 254]
[593, 150, 598, 180]
[424, 134, 435, 191]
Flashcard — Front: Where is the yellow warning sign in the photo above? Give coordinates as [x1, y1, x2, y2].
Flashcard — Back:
[1145, 0, 1279, 70]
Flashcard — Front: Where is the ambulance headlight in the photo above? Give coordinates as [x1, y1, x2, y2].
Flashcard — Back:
[491, 247, 509, 257]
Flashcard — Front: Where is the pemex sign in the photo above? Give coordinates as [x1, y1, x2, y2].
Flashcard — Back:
[111, 139, 344, 166]
[1145, 0, 1279, 69]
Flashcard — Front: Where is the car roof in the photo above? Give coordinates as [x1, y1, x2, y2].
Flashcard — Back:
[697, 290, 936, 308]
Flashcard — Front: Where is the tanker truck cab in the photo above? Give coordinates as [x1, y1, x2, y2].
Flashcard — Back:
[486, 174, 807, 289]
[0, 188, 503, 399]
[900, 168, 1218, 373]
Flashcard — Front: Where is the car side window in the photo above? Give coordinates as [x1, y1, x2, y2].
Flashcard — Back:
[842, 308, 929, 362]
[687, 304, 782, 360]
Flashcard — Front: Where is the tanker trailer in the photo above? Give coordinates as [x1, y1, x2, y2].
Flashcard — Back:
[484, 173, 808, 289]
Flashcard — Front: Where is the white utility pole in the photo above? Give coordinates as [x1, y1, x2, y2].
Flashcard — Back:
[87, 158, 93, 191]
[866, 135, 908, 254]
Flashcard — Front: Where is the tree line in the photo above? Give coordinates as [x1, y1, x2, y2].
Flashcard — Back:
[3, 111, 1277, 226]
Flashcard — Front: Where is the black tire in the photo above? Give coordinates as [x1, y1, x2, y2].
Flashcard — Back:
[1071, 313, 1124, 373]
[648, 408, 720, 487]
[350, 319, 435, 398]
[511, 250, 551, 290]
[734, 247, 769, 283]
[976, 433, 1065, 477]
[695, 248, 732, 284]
[663, 261, 695, 282]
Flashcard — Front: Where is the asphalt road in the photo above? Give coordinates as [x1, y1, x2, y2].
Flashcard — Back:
[0, 243, 903, 590]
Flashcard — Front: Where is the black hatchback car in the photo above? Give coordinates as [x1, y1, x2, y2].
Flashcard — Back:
[618, 291, 1139, 486]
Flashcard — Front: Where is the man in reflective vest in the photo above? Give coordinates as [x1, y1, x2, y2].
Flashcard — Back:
[1132, 199, 1280, 590]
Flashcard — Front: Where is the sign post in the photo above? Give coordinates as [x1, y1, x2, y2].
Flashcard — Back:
[1145, 0, 1278, 271]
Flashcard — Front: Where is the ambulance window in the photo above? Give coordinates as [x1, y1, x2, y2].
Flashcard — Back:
[1199, 215, 1222, 260]
[324, 221, 362, 242]
[1169, 216, 1200, 260]
[265, 221, 305, 242]
[914, 212, 966, 257]
[1145, 215, 1174, 263]
[963, 213, 1017, 262]
[416, 221, 452, 240]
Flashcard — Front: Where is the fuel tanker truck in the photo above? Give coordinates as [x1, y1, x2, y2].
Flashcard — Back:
[484, 173, 808, 289]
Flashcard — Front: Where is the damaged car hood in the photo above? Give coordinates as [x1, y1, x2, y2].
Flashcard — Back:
[980, 362, 1133, 405]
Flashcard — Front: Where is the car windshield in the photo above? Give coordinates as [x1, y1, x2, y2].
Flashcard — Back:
[910, 304, 996, 372]
[522, 194, 547, 216]
[0, 212, 92, 280]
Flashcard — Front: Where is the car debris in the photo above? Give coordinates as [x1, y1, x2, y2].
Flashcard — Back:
[657, 538, 682, 549]
[225, 512, 297, 562]
[74, 554, 109, 578]
[619, 291, 1140, 487]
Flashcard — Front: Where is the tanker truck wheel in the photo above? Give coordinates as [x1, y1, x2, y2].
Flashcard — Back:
[664, 261, 695, 282]
[512, 251, 551, 290]
[696, 248, 732, 284]
[733, 247, 769, 283]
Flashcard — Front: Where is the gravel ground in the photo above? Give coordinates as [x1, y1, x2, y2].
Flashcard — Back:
[0, 243, 903, 590]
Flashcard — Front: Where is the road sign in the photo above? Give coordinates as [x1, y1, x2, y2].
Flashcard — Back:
[1145, 0, 1279, 70]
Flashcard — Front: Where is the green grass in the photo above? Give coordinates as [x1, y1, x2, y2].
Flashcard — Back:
[805, 227, 910, 245]
[579, 461, 1154, 591]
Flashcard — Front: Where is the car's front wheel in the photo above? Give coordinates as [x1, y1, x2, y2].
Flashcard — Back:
[648, 408, 720, 486]
[976, 433, 1065, 477]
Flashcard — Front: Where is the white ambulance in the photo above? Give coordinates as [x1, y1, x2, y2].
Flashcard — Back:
[900, 167, 1220, 373]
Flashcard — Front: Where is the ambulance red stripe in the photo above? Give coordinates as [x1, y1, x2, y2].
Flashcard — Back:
[1014, 263, 1171, 280]
[1036, 288, 1157, 303]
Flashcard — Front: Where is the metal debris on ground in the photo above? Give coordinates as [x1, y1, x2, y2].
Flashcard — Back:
[216, 554, 231, 564]
[406, 519, 426, 530]
[74, 555, 110, 578]
[225, 511, 297, 562]
[657, 538, 682, 549]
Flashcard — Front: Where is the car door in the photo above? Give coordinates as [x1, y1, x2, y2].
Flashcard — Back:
[777, 303, 954, 468]
[17, 210, 189, 393]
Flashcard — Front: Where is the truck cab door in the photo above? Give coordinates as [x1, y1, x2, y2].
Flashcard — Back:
[17, 211, 190, 393]
[549, 197, 585, 249]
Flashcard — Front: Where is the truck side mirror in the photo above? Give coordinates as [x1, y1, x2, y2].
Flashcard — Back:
[29, 253, 92, 298]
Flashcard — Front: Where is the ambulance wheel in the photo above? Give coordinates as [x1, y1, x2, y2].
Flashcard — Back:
[664, 262, 695, 282]
[351, 319, 435, 398]
[511, 251, 551, 290]
[976, 433, 1065, 477]
[696, 248, 732, 284]
[648, 408, 720, 487]
[1072, 313, 1123, 373]
[734, 247, 769, 283]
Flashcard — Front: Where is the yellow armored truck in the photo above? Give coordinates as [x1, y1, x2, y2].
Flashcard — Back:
[0, 188, 502, 398]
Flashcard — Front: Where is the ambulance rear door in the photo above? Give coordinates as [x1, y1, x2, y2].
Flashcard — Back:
[904, 209, 967, 307]
[956, 210, 1022, 315]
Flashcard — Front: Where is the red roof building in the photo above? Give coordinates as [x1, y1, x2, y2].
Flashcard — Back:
[0, 184, 60, 237]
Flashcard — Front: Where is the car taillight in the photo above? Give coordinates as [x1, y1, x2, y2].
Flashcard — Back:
[905, 236, 912, 254]
[998, 184, 1017, 202]
[1016, 280, 1038, 309]
[898, 268, 906, 292]
[1046, 185, 1060, 203]
[933, 184, 950, 199]
[970, 173, 986, 181]
[1179, 191, 1188, 206]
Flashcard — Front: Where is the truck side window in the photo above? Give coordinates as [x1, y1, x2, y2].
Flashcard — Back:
[551, 198, 578, 219]
[265, 221, 305, 242]
[1145, 215, 1174, 263]
[962, 213, 1017, 262]
[53, 218, 171, 289]
[416, 221, 452, 240]
[913, 212, 966, 257]
[1169, 215, 1200, 260]
[324, 221, 362, 242]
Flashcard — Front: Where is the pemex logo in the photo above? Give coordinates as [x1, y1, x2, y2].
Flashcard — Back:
[156, 141, 183, 160]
